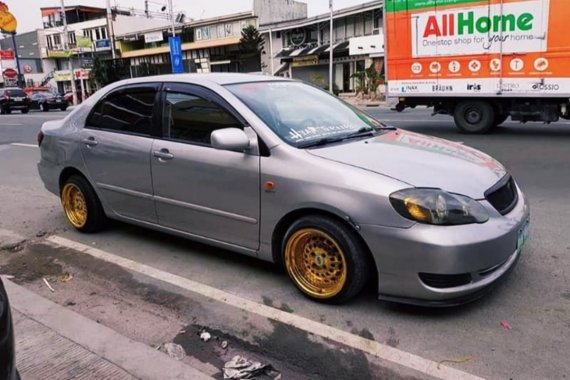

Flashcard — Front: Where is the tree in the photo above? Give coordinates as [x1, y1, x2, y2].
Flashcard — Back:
[89, 56, 130, 90]
[238, 25, 265, 72]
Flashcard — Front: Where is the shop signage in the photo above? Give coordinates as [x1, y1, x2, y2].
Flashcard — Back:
[169, 36, 183, 74]
[144, 31, 164, 44]
[77, 35, 93, 49]
[2, 68, 17, 79]
[0, 49, 14, 59]
[48, 50, 73, 58]
[95, 39, 111, 50]
[53, 70, 72, 81]
[0, 2, 17, 34]
[292, 55, 318, 67]
[74, 69, 90, 79]
[290, 28, 306, 46]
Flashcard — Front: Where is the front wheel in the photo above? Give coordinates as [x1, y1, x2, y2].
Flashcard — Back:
[60, 106, 68, 111]
[21, 108, 29, 114]
[61, 175, 106, 232]
[282, 215, 370, 303]
[41, 103, 49, 112]
[453, 101, 495, 134]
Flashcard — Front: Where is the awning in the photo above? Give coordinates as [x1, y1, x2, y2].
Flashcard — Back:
[274, 63, 289, 75]
[324, 41, 349, 53]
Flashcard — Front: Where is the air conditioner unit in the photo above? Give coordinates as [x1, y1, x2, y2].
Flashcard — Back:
[372, 28, 381, 35]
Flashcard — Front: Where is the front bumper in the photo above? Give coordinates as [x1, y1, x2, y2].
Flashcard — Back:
[360, 186, 530, 306]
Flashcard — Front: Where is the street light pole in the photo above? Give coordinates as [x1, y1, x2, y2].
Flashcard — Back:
[60, 0, 78, 105]
[329, 0, 334, 94]
[106, 0, 116, 59]
[10, 33, 24, 88]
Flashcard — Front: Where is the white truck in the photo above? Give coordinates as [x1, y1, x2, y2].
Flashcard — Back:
[385, 0, 570, 133]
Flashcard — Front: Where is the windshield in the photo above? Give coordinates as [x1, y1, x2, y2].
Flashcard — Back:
[7, 89, 25, 97]
[35, 92, 54, 96]
[226, 81, 384, 147]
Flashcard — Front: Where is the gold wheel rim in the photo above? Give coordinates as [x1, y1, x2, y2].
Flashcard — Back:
[61, 183, 88, 228]
[285, 228, 347, 299]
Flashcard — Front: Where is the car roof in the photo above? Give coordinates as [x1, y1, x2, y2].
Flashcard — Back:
[114, 73, 291, 87]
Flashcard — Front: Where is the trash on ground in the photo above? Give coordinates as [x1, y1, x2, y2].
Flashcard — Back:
[200, 331, 211, 342]
[437, 356, 472, 370]
[42, 277, 55, 292]
[159, 342, 186, 360]
[223, 355, 281, 379]
[60, 272, 73, 283]
[36, 231, 47, 237]
[64, 299, 76, 306]
[500, 320, 513, 330]
[221, 340, 228, 349]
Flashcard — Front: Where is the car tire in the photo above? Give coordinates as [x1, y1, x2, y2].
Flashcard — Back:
[454, 101, 495, 134]
[60, 106, 68, 111]
[60, 175, 107, 233]
[4, 108, 11, 114]
[21, 108, 29, 114]
[282, 215, 370, 304]
[41, 103, 49, 112]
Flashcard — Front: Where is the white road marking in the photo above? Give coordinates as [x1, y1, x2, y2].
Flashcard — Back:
[10, 143, 38, 148]
[47, 234, 484, 380]
[0, 123, 24, 126]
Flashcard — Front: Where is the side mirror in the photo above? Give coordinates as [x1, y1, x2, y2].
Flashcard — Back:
[211, 128, 250, 152]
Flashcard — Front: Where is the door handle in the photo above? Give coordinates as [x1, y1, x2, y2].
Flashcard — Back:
[153, 149, 174, 160]
[82, 137, 98, 147]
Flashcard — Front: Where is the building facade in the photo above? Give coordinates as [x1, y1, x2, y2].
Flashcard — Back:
[0, 30, 45, 87]
[260, 1, 384, 93]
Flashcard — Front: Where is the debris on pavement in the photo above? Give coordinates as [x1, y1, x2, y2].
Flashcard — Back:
[158, 342, 186, 360]
[221, 340, 229, 349]
[35, 230, 47, 238]
[500, 320, 513, 330]
[42, 277, 55, 292]
[59, 272, 73, 283]
[223, 355, 281, 379]
[437, 356, 472, 370]
[64, 299, 76, 306]
[200, 330, 212, 342]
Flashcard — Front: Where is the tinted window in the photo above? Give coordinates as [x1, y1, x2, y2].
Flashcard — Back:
[87, 88, 157, 135]
[164, 91, 242, 144]
[7, 89, 26, 97]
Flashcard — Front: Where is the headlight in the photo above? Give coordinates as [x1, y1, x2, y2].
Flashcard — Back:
[389, 188, 489, 225]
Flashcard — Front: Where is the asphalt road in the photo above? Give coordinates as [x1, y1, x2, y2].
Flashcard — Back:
[1, 107, 569, 379]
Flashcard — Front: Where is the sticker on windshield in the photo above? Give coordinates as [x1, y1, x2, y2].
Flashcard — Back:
[288, 125, 359, 142]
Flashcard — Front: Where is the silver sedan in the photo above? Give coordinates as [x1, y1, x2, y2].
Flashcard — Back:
[37, 74, 530, 306]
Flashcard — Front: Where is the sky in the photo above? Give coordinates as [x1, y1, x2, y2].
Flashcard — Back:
[5, 0, 372, 34]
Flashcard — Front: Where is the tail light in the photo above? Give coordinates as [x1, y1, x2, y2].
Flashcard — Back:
[37, 131, 44, 147]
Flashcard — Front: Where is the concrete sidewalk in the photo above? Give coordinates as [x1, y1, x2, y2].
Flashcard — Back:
[4, 279, 212, 380]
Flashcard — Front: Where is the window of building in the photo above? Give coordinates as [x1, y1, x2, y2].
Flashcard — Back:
[68, 32, 76, 46]
[101, 28, 107, 40]
[95, 29, 101, 41]
[86, 88, 157, 135]
[163, 91, 242, 145]
[53, 34, 61, 47]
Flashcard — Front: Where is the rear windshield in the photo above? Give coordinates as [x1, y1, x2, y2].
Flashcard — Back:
[7, 89, 26, 97]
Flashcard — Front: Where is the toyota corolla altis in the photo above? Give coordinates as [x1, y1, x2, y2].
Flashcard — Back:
[37, 74, 530, 306]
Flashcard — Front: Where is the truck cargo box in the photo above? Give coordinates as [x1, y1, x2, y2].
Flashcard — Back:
[385, 0, 570, 98]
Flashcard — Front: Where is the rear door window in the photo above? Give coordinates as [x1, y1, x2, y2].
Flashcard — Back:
[86, 86, 158, 136]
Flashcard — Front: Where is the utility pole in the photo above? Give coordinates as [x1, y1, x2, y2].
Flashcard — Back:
[60, 0, 78, 105]
[329, 0, 334, 94]
[145, 0, 149, 18]
[169, 0, 175, 36]
[106, 0, 116, 59]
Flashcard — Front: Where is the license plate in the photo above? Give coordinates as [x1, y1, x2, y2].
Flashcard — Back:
[14, 97, 23, 101]
[517, 218, 531, 251]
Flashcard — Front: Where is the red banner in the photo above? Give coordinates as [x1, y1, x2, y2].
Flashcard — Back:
[0, 50, 15, 59]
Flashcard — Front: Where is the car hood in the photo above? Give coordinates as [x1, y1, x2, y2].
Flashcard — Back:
[307, 129, 507, 199]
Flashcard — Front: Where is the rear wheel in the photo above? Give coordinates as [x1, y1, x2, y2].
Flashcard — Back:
[60, 106, 68, 111]
[41, 103, 49, 112]
[454, 100, 495, 134]
[282, 215, 370, 303]
[60, 175, 106, 232]
[21, 108, 29, 114]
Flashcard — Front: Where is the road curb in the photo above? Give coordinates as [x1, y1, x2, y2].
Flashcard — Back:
[4, 278, 213, 380]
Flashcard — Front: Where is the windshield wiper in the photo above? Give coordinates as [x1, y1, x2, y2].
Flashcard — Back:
[297, 137, 345, 148]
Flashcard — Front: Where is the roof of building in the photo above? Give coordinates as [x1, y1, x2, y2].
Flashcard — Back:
[259, 0, 382, 32]
[40, 6, 107, 17]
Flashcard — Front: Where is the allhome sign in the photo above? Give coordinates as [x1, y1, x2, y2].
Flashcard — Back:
[409, 0, 549, 57]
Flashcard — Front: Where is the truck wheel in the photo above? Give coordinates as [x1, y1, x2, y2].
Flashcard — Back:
[454, 101, 495, 134]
